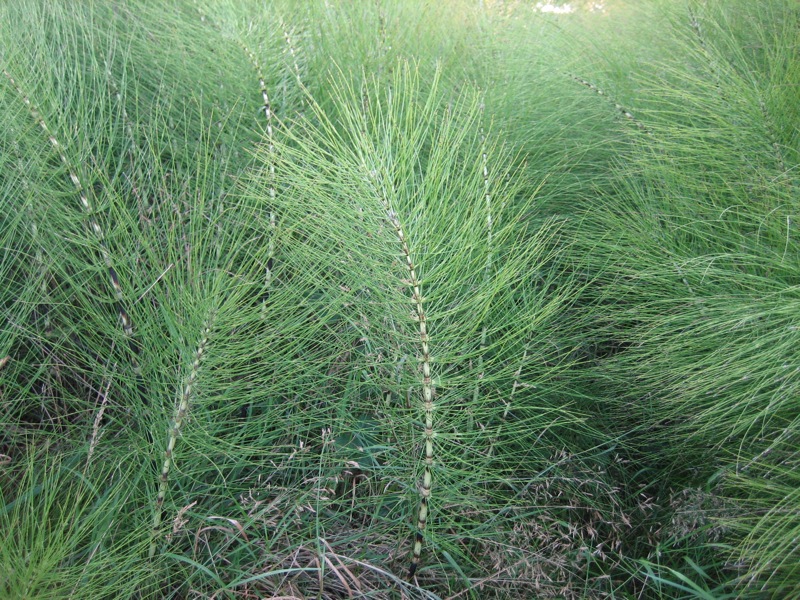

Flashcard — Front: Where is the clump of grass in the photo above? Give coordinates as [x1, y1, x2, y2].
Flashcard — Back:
[0, 446, 152, 598]
[561, 0, 800, 595]
[722, 439, 800, 596]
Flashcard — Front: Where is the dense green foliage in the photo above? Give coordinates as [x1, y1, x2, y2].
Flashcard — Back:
[1, 1, 797, 598]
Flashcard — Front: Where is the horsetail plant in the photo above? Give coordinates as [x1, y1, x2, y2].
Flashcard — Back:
[569, 74, 650, 134]
[242, 43, 279, 314]
[688, 5, 724, 100]
[280, 17, 307, 117]
[21, 172, 52, 336]
[377, 190, 437, 580]
[1, 67, 142, 378]
[248, 60, 591, 587]
[187, 5, 283, 315]
[7, 0, 796, 597]
[282, 21, 304, 87]
[470, 101, 493, 413]
[103, 58, 151, 228]
[149, 313, 214, 558]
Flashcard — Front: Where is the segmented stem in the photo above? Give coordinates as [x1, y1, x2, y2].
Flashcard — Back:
[149, 315, 214, 558]
[687, 7, 724, 100]
[2, 68, 141, 375]
[759, 99, 787, 174]
[688, 7, 706, 50]
[481, 123, 493, 277]
[569, 74, 650, 134]
[19, 171, 53, 335]
[189, 8, 278, 306]
[377, 195, 435, 578]
[282, 22, 303, 86]
[241, 44, 277, 311]
[108, 68, 152, 228]
[472, 110, 493, 408]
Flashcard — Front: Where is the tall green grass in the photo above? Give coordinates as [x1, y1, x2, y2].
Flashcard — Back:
[562, 0, 800, 596]
[1, 0, 797, 598]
